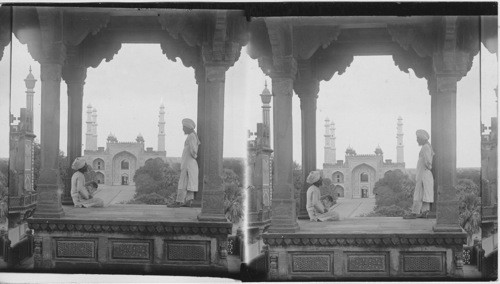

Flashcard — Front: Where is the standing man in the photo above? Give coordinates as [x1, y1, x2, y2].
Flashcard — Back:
[404, 129, 434, 219]
[168, 118, 200, 208]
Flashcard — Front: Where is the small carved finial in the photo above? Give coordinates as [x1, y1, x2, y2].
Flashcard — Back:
[29, 65, 32, 73]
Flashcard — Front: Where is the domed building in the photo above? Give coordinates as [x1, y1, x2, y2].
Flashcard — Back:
[83, 104, 167, 186]
[322, 117, 406, 198]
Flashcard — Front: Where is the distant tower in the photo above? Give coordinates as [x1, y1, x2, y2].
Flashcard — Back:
[158, 103, 166, 152]
[324, 118, 336, 164]
[261, 81, 272, 126]
[397, 116, 404, 163]
[85, 104, 93, 151]
[24, 66, 36, 132]
[330, 121, 336, 162]
[92, 108, 98, 150]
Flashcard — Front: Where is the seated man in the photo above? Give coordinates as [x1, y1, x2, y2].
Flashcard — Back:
[317, 195, 340, 222]
[79, 181, 104, 208]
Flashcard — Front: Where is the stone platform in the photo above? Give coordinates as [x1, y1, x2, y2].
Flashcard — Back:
[27, 205, 233, 277]
[263, 217, 467, 280]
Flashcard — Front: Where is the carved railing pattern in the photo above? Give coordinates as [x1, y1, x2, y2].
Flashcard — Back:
[8, 192, 38, 214]
[28, 220, 232, 235]
[263, 235, 467, 247]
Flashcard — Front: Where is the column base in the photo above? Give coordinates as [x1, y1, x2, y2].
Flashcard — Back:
[297, 209, 310, 220]
[426, 211, 437, 219]
[191, 199, 202, 208]
[197, 213, 228, 222]
[433, 223, 463, 232]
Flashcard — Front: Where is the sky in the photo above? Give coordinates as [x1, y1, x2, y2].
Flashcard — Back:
[0, 19, 497, 170]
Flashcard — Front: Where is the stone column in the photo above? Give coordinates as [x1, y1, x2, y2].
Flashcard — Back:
[432, 74, 461, 232]
[428, 76, 439, 218]
[194, 65, 206, 208]
[268, 72, 299, 233]
[33, 62, 64, 218]
[61, 65, 87, 205]
[295, 82, 319, 220]
[198, 65, 227, 221]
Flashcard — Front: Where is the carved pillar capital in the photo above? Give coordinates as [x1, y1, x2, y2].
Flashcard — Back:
[40, 63, 62, 83]
[204, 64, 227, 83]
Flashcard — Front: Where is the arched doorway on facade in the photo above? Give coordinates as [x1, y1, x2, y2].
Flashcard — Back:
[95, 172, 105, 184]
[112, 151, 137, 186]
[334, 185, 345, 198]
[351, 164, 376, 198]
[121, 174, 129, 185]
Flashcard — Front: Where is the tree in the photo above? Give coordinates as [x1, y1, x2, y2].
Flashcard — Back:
[457, 178, 481, 245]
[133, 158, 178, 200]
[369, 170, 415, 216]
[223, 168, 243, 224]
[223, 158, 244, 186]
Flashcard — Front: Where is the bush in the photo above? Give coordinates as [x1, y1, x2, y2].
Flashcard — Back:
[364, 205, 407, 217]
[370, 170, 415, 216]
[133, 158, 179, 199]
[130, 193, 166, 205]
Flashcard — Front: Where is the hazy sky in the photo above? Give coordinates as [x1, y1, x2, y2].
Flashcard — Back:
[1, 22, 497, 169]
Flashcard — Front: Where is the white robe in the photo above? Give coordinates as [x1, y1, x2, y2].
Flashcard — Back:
[306, 185, 324, 220]
[178, 132, 200, 192]
[414, 142, 434, 203]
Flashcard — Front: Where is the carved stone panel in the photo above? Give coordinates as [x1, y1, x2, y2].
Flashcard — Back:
[344, 252, 389, 275]
[290, 253, 333, 274]
[401, 252, 446, 275]
[54, 238, 97, 260]
[164, 240, 210, 264]
[110, 239, 152, 262]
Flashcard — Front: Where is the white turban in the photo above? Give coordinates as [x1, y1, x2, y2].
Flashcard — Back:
[182, 118, 196, 130]
[71, 157, 86, 170]
[306, 171, 321, 184]
[416, 129, 430, 141]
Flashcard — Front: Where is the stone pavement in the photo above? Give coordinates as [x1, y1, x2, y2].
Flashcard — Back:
[334, 197, 376, 219]
[92, 185, 136, 206]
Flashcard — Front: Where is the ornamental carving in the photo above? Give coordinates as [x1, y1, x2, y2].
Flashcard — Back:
[33, 236, 43, 268]
[402, 254, 444, 272]
[62, 11, 110, 46]
[387, 24, 436, 58]
[291, 254, 331, 272]
[293, 26, 341, 60]
[219, 239, 228, 260]
[311, 45, 354, 82]
[165, 241, 208, 262]
[80, 34, 122, 69]
[111, 240, 151, 260]
[269, 254, 279, 279]
[160, 32, 200, 69]
[263, 236, 466, 247]
[55, 239, 96, 259]
[28, 220, 232, 235]
[347, 253, 388, 272]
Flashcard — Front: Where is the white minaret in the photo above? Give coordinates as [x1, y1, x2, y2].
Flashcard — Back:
[397, 116, 404, 163]
[24, 66, 37, 132]
[330, 121, 336, 163]
[92, 108, 98, 150]
[324, 118, 336, 164]
[85, 104, 93, 151]
[261, 81, 272, 126]
[158, 103, 166, 152]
